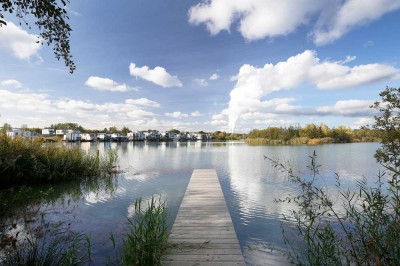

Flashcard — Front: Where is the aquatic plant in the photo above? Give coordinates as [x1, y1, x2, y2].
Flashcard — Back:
[271, 87, 400, 265]
[0, 223, 91, 266]
[0, 135, 118, 187]
[122, 196, 169, 266]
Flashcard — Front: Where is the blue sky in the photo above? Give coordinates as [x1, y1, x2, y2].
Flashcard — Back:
[1, 0, 400, 132]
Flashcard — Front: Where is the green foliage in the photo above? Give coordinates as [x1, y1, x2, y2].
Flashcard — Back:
[270, 153, 400, 265]
[0, 0, 75, 73]
[371, 87, 400, 175]
[122, 196, 169, 266]
[0, 135, 118, 187]
[169, 129, 180, 134]
[121, 126, 131, 134]
[2, 229, 90, 266]
[248, 124, 379, 144]
[271, 87, 400, 265]
[49, 123, 84, 131]
[212, 131, 243, 141]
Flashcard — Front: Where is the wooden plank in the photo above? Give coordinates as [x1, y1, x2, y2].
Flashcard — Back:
[161, 169, 245, 265]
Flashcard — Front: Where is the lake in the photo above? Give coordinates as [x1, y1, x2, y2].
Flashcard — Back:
[7, 141, 383, 265]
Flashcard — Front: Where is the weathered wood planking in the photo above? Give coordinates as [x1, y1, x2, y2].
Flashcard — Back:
[161, 169, 246, 266]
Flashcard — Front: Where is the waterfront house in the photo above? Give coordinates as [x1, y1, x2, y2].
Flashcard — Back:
[168, 132, 178, 141]
[81, 133, 96, 142]
[111, 133, 122, 141]
[6, 128, 37, 140]
[63, 132, 81, 142]
[56, 129, 67, 135]
[42, 128, 55, 136]
[134, 132, 145, 141]
[97, 133, 111, 142]
[127, 132, 135, 141]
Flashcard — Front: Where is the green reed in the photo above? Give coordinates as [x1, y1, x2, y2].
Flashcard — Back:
[269, 152, 400, 265]
[121, 196, 169, 266]
[0, 135, 118, 187]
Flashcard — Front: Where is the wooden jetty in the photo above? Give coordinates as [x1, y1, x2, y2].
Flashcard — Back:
[161, 169, 246, 265]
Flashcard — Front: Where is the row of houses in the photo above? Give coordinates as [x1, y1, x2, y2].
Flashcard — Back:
[6, 128, 39, 139]
[41, 129, 212, 142]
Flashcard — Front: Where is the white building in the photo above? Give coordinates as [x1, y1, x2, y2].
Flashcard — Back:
[97, 133, 111, 141]
[56, 129, 67, 135]
[127, 132, 135, 141]
[135, 132, 145, 141]
[80, 133, 96, 142]
[63, 132, 81, 142]
[7, 128, 37, 140]
[42, 128, 55, 136]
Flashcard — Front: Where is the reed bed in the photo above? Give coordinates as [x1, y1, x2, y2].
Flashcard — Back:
[0, 135, 117, 187]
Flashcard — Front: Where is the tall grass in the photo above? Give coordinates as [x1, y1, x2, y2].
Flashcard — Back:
[2, 229, 90, 266]
[122, 196, 169, 266]
[0, 135, 118, 187]
[268, 152, 400, 265]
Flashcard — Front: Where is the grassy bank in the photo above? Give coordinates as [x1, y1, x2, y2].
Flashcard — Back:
[0, 135, 117, 187]
[246, 136, 379, 145]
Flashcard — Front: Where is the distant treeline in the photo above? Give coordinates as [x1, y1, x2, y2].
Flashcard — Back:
[246, 124, 380, 145]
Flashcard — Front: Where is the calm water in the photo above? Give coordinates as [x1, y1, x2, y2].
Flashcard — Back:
[28, 142, 384, 265]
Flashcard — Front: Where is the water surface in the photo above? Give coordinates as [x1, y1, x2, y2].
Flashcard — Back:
[12, 142, 384, 265]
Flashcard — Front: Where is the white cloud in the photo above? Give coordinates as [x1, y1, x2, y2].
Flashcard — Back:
[188, 0, 400, 44]
[194, 78, 208, 87]
[313, 0, 400, 45]
[353, 117, 375, 127]
[125, 98, 160, 108]
[188, 0, 322, 41]
[129, 63, 182, 88]
[0, 89, 52, 113]
[0, 21, 41, 59]
[209, 73, 219, 80]
[316, 100, 374, 117]
[211, 119, 227, 126]
[1, 79, 22, 88]
[227, 50, 399, 131]
[85, 76, 134, 92]
[165, 111, 189, 118]
[191, 111, 203, 117]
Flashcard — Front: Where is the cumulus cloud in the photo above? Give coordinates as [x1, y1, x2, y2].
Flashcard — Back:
[1, 79, 22, 88]
[313, 0, 400, 45]
[125, 98, 160, 108]
[129, 63, 182, 88]
[194, 78, 208, 87]
[85, 76, 134, 92]
[0, 21, 41, 59]
[0, 89, 52, 112]
[188, 0, 400, 44]
[209, 73, 219, 80]
[316, 100, 374, 117]
[189, 0, 322, 41]
[165, 111, 189, 118]
[191, 111, 203, 117]
[227, 50, 399, 131]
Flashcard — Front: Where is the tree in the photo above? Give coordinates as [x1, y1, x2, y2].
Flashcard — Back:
[0, 0, 75, 73]
[371, 87, 400, 176]
[121, 126, 130, 134]
[169, 129, 180, 134]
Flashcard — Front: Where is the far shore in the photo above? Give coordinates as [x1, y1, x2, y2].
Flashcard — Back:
[245, 136, 380, 145]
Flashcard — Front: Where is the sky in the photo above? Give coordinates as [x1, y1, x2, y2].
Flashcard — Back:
[1, 0, 400, 133]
